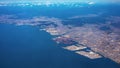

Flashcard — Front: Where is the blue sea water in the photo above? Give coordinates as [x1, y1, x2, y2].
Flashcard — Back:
[0, 24, 120, 68]
[0, 4, 120, 68]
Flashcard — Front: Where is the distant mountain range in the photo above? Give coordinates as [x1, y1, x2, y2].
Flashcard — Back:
[0, 2, 96, 7]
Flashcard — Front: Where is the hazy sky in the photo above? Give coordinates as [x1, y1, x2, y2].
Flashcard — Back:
[0, 0, 120, 3]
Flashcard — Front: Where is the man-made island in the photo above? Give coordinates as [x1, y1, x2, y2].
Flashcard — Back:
[0, 16, 120, 64]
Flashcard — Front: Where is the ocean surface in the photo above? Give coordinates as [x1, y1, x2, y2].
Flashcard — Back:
[0, 4, 120, 68]
[0, 24, 119, 68]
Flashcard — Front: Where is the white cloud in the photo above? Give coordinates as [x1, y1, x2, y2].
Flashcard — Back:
[88, 2, 95, 5]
